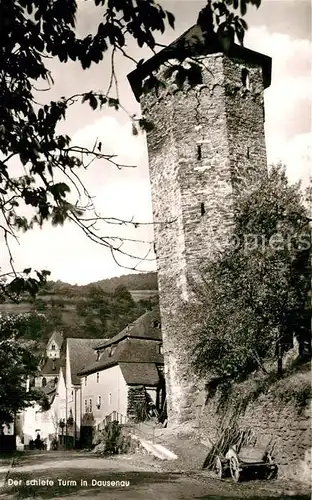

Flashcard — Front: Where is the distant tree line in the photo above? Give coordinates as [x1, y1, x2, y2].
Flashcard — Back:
[37, 272, 158, 298]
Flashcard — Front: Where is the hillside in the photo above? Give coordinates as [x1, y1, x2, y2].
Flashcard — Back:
[37, 272, 158, 298]
[93, 272, 158, 292]
[0, 272, 159, 342]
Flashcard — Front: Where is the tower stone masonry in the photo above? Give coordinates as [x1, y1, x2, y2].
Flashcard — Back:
[128, 26, 272, 424]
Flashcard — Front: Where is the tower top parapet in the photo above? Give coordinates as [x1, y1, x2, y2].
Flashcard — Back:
[128, 24, 271, 101]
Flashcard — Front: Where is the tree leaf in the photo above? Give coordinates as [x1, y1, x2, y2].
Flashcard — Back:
[89, 94, 98, 110]
[240, 0, 247, 16]
[138, 118, 155, 132]
[132, 123, 138, 136]
[175, 68, 187, 89]
[166, 11, 175, 29]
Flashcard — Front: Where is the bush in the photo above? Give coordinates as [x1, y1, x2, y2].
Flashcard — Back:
[92, 421, 131, 455]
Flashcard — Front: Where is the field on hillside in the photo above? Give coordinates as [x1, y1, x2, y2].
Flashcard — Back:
[0, 290, 158, 315]
[0, 273, 159, 341]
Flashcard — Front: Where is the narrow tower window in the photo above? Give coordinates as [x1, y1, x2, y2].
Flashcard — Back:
[241, 68, 250, 90]
[200, 202, 205, 216]
[247, 146, 250, 159]
[197, 144, 202, 161]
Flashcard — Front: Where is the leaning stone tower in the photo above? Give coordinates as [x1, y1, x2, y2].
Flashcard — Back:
[128, 26, 271, 424]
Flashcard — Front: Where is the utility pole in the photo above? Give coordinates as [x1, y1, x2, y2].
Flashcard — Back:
[65, 386, 68, 450]
[74, 389, 77, 447]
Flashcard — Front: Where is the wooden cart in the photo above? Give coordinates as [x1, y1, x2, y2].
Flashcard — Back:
[215, 445, 278, 482]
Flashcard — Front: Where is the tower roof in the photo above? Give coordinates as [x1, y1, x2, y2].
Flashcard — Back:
[128, 25, 272, 101]
[47, 330, 63, 349]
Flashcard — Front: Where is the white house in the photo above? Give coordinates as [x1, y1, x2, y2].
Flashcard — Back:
[78, 307, 165, 429]
[21, 332, 99, 448]
[64, 337, 99, 443]
[21, 367, 66, 449]
[21, 309, 165, 448]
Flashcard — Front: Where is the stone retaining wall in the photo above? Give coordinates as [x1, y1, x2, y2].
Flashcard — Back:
[200, 377, 311, 484]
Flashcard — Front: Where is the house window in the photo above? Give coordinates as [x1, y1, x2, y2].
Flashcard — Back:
[241, 67, 250, 90]
[96, 372, 100, 383]
[197, 144, 202, 160]
[108, 393, 112, 405]
[200, 202, 205, 216]
[89, 399, 92, 412]
[51, 344, 55, 350]
[159, 344, 163, 355]
[84, 377, 87, 386]
[42, 377, 47, 387]
[97, 396, 101, 408]
[84, 400, 88, 413]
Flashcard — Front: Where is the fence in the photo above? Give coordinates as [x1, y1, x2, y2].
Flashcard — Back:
[96, 413, 167, 446]
[97, 412, 128, 431]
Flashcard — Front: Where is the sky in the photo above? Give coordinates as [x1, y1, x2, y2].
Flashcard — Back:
[1, 0, 311, 285]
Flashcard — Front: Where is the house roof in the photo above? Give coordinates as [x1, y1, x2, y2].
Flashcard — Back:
[78, 337, 163, 376]
[95, 306, 161, 350]
[67, 338, 101, 385]
[127, 24, 272, 101]
[41, 335, 66, 378]
[119, 362, 160, 386]
[47, 330, 63, 349]
[41, 356, 66, 376]
[41, 383, 56, 396]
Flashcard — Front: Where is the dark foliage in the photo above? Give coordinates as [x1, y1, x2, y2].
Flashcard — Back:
[0, 313, 43, 421]
[93, 420, 131, 454]
[192, 165, 311, 381]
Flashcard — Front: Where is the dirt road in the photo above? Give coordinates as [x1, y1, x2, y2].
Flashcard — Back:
[0, 451, 310, 499]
